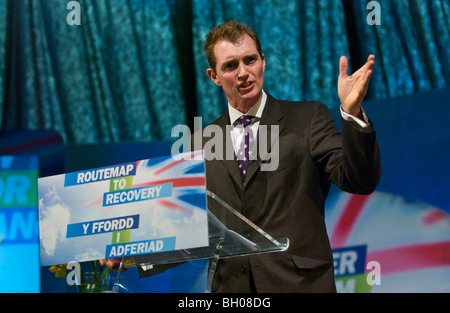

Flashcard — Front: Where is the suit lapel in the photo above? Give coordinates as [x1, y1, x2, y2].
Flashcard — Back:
[212, 112, 243, 188]
[245, 93, 284, 188]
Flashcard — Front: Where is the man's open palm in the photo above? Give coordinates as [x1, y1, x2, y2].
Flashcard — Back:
[338, 55, 375, 117]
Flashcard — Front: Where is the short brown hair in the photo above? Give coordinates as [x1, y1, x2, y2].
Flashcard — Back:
[203, 21, 263, 71]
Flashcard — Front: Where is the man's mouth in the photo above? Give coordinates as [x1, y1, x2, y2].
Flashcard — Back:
[239, 81, 254, 90]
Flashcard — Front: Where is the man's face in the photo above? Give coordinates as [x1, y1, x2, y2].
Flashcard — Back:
[207, 34, 266, 112]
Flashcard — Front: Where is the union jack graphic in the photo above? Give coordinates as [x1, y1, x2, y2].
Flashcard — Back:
[132, 150, 207, 215]
[326, 191, 450, 292]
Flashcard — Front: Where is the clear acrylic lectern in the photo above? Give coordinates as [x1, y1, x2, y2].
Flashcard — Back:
[111, 190, 289, 293]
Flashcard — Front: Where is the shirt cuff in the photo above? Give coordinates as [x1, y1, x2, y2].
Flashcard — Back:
[340, 105, 371, 128]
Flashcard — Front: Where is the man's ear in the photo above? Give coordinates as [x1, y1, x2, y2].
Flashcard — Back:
[261, 53, 266, 72]
[207, 68, 222, 86]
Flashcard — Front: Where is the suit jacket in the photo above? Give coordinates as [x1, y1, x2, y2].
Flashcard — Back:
[201, 92, 381, 293]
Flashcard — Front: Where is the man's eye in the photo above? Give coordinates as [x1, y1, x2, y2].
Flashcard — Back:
[245, 56, 256, 64]
[224, 62, 237, 70]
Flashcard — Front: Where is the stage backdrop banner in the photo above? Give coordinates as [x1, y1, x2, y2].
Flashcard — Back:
[0, 155, 40, 292]
[38, 151, 208, 266]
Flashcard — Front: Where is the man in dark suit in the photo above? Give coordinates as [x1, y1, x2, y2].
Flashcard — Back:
[200, 21, 381, 292]
[102, 20, 380, 293]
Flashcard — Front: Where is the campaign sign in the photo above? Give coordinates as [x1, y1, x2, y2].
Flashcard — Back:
[326, 191, 450, 292]
[0, 155, 40, 292]
[38, 151, 208, 266]
[333, 245, 371, 293]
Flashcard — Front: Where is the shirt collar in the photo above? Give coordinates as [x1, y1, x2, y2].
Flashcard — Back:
[228, 90, 267, 125]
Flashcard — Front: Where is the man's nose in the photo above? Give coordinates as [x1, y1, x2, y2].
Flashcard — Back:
[237, 62, 248, 79]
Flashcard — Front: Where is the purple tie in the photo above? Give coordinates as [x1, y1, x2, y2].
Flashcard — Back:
[236, 115, 254, 186]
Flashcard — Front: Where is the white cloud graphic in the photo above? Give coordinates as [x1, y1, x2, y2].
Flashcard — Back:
[75, 248, 103, 262]
[39, 185, 71, 256]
